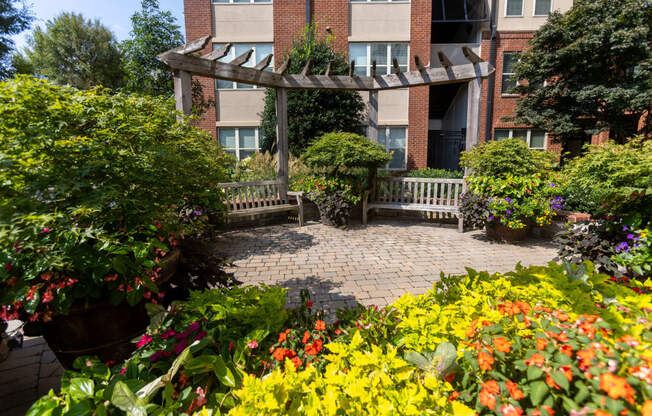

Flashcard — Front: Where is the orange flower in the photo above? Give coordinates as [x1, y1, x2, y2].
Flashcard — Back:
[505, 380, 525, 400]
[525, 353, 545, 367]
[515, 301, 531, 315]
[494, 337, 512, 353]
[315, 320, 326, 331]
[305, 339, 323, 356]
[617, 335, 640, 348]
[541, 405, 555, 415]
[290, 356, 302, 369]
[482, 380, 500, 395]
[478, 351, 494, 371]
[552, 310, 569, 322]
[560, 344, 573, 357]
[600, 373, 636, 404]
[498, 301, 521, 316]
[278, 332, 287, 343]
[302, 331, 311, 344]
[560, 365, 573, 382]
[577, 348, 596, 370]
[466, 321, 478, 338]
[285, 349, 297, 358]
[579, 323, 596, 340]
[272, 347, 286, 361]
[499, 404, 524, 416]
[642, 400, 652, 416]
[546, 375, 562, 390]
[536, 337, 549, 351]
[479, 388, 496, 410]
[595, 410, 611, 416]
[449, 391, 460, 402]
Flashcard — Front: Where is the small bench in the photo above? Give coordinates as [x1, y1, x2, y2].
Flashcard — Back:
[217, 180, 304, 226]
[363, 177, 466, 232]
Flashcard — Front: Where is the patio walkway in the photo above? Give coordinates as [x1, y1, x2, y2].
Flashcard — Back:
[1, 219, 558, 415]
[215, 219, 559, 310]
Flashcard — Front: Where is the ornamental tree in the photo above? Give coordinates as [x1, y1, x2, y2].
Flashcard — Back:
[510, 0, 652, 144]
[0, 0, 33, 78]
[260, 25, 366, 155]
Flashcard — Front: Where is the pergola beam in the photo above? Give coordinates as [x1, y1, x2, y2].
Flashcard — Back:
[203, 43, 232, 60]
[230, 49, 254, 66]
[171, 36, 211, 55]
[462, 46, 483, 65]
[254, 54, 273, 70]
[159, 51, 494, 91]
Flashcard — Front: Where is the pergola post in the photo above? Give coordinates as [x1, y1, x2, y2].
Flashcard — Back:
[276, 88, 289, 194]
[368, 91, 379, 142]
[173, 70, 193, 120]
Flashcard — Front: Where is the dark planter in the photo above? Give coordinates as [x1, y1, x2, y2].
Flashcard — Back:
[41, 250, 181, 369]
[318, 206, 352, 227]
[486, 222, 530, 242]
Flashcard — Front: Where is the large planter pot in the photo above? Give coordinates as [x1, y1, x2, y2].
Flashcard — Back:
[486, 222, 530, 242]
[41, 249, 181, 369]
[318, 206, 352, 227]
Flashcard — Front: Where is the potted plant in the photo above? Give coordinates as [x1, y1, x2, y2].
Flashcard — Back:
[295, 132, 391, 227]
[0, 77, 232, 368]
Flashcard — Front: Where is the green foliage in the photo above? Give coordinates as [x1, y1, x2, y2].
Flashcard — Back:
[511, 0, 652, 143]
[0, 0, 33, 78]
[121, 0, 185, 96]
[232, 152, 310, 183]
[406, 168, 464, 179]
[555, 221, 624, 276]
[460, 138, 555, 177]
[19, 12, 124, 89]
[560, 138, 652, 222]
[301, 132, 391, 172]
[613, 226, 651, 278]
[260, 25, 365, 154]
[0, 76, 232, 319]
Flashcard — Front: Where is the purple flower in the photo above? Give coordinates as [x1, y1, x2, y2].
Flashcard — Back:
[150, 350, 165, 363]
[193, 210, 202, 215]
[626, 234, 634, 240]
[160, 329, 176, 339]
[188, 321, 201, 332]
[615, 242, 629, 253]
[622, 226, 628, 231]
[488, 216, 495, 222]
[548, 182, 556, 187]
[174, 338, 187, 355]
[505, 209, 512, 215]
[175, 331, 190, 340]
[194, 331, 207, 341]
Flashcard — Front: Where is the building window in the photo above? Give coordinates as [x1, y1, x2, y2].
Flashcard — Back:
[212, 0, 272, 3]
[219, 127, 264, 160]
[501, 52, 520, 94]
[432, 0, 489, 22]
[214, 43, 274, 89]
[377, 126, 407, 170]
[534, 0, 552, 15]
[505, 0, 523, 16]
[349, 43, 409, 76]
[350, 0, 409, 2]
[494, 128, 547, 149]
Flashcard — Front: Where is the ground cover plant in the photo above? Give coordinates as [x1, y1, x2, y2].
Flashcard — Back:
[27, 261, 652, 415]
[0, 76, 232, 323]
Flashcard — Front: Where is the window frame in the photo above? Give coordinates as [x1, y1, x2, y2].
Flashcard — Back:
[501, 51, 520, 96]
[218, 127, 263, 160]
[348, 42, 410, 77]
[213, 43, 274, 90]
[504, 0, 524, 17]
[374, 126, 408, 170]
[350, 0, 409, 2]
[431, 0, 490, 23]
[212, 0, 272, 4]
[533, 0, 552, 16]
[494, 128, 547, 150]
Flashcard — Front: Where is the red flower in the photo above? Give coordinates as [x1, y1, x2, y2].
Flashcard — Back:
[306, 302, 313, 308]
[136, 334, 153, 348]
[290, 356, 302, 369]
[525, 353, 545, 367]
[272, 347, 286, 361]
[560, 344, 573, 357]
[536, 337, 549, 351]
[505, 380, 525, 400]
[41, 291, 54, 303]
[302, 331, 311, 344]
[449, 391, 460, 401]
[278, 332, 287, 343]
[305, 339, 323, 356]
[478, 351, 494, 371]
[479, 380, 499, 410]
[315, 320, 326, 331]
[500, 404, 523, 416]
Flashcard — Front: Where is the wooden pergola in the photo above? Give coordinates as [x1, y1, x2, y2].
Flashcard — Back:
[159, 36, 495, 193]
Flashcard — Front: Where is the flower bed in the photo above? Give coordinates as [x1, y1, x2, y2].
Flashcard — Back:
[28, 262, 652, 415]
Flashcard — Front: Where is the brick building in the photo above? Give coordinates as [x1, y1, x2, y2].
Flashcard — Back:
[184, 0, 576, 170]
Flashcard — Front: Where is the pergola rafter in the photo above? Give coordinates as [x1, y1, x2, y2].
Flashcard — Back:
[159, 37, 495, 192]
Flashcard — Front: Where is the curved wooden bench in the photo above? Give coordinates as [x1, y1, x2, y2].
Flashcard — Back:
[363, 177, 466, 232]
[217, 180, 304, 226]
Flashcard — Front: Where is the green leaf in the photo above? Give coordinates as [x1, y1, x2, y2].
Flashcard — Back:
[111, 381, 142, 415]
[550, 370, 570, 391]
[529, 381, 549, 406]
[68, 378, 94, 400]
[66, 399, 95, 416]
[527, 365, 544, 381]
[214, 355, 236, 387]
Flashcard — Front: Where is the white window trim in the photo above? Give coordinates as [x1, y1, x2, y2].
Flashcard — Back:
[349, 0, 409, 2]
[349, 43, 410, 77]
[495, 128, 547, 150]
[212, 0, 272, 4]
[501, 51, 520, 96]
[214, 43, 273, 90]
[533, 0, 552, 16]
[374, 126, 408, 170]
[504, 0, 524, 17]
[219, 127, 262, 160]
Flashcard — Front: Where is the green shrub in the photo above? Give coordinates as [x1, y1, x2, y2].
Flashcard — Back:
[232, 152, 310, 183]
[0, 76, 232, 321]
[301, 132, 391, 173]
[460, 138, 556, 177]
[560, 138, 652, 222]
[406, 168, 464, 179]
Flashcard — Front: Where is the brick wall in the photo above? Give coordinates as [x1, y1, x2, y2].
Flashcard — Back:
[312, 0, 349, 55]
[273, 0, 306, 63]
[407, 0, 432, 169]
[184, 0, 216, 138]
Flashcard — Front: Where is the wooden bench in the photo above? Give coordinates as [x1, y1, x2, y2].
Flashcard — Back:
[217, 180, 304, 226]
[363, 177, 466, 232]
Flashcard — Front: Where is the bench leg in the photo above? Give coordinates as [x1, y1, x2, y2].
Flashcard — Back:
[457, 215, 464, 233]
[362, 198, 368, 225]
[296, 196, 304, 227]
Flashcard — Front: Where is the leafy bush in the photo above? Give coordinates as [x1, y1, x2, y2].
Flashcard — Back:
[555, 222, 625, 277]
[406, 168, 464, 179]
[460, 193, 489, 229]
[0, 76, 232, 321]
[231, 152, 310, 183]
[460, 138, 556, 177]
[291, 176, 361, 226]
[301, 132, 391, 173]
[560, 138, 652, 222]
[464, 174, 565, 230]
[613, 226, 651, 278]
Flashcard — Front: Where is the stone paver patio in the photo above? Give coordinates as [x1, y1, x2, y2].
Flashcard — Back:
[1, 219, 558, 414]
[215, 219, 559, 310]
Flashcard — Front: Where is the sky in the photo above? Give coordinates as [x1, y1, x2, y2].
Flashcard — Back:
[11, 0, 186, 51]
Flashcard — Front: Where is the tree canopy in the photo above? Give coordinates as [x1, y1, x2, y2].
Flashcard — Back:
[121, 0, 185, 96]
[0, 0, 33, 78]
[17, 12, 123, 89]
[511, 0, 652, 143]
[261, 25, 366, 155]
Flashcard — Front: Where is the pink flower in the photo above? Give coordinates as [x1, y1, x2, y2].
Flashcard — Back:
[247, 340, 258, 349]
[4, 263, 12, 271]
[175, 330, 190, 340]
[86, 360, 93, 367]
[40, 228, 51, 234]
[228, 341, 234, 352]
[120, 367, 126, 374]
[150, 351, 165, 363]
[160, 329, 176, 339]
[136, 334, 152, 348]
[42, 291, 54, 303]
[188, 321, 200, 332]
[41, 273, 52, 281]
[194, 331, 207, 341]
[174, 339, 187, 355]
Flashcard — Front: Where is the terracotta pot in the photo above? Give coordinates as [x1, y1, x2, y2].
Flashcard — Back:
[41, 249, 181, 369]
[486, 222, 530, 242]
